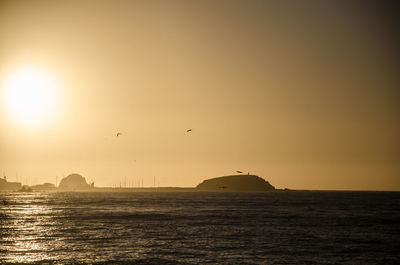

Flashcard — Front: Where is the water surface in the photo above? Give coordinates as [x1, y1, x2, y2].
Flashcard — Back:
[1, 191, 399, 264]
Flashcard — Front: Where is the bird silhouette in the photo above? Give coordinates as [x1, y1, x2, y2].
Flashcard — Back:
[186, 129, 192, 133]
[116, 132, 122, 137]
[236, 171, 243, 173]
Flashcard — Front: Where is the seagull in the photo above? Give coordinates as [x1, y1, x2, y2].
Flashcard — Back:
[116, 132, 122, 137]
[236, 171, 243, 174]
[186, 129, 192, 133]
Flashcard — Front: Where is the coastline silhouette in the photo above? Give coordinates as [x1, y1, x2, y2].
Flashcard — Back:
[0, 173, 277, 192]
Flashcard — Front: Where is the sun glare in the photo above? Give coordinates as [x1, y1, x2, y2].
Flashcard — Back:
[2, 67, 60, 127]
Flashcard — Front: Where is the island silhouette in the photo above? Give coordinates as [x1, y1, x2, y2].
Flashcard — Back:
[58, 173, 93, 190]
[0, 173, 277, 192]
[196, 175, 275, 191]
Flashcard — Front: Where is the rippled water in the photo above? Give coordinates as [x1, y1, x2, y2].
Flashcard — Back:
[0, 191, 399, 264]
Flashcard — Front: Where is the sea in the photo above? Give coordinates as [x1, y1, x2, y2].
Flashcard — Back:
[0, 191, 399, 264]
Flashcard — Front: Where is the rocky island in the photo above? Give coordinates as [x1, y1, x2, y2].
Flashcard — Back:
[58, 173, 93, 191]
[196, 174, 275, 192]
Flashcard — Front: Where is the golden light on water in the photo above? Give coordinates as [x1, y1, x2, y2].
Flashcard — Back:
[1, 194, 56, 263]
[2, 67, 61, 128]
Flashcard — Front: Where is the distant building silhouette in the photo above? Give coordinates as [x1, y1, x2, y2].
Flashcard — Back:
[0, 176, 22, 191]
[31, 183, 56, 191]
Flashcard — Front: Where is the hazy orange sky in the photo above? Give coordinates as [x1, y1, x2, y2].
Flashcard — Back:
[1, 0, 399, 190]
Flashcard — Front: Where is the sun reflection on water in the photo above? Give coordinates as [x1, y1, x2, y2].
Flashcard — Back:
[0, 193, 59, 263]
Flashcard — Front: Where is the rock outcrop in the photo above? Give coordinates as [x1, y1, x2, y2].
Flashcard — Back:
[196, 175, 275, 192]
[59, 174, 90, 190]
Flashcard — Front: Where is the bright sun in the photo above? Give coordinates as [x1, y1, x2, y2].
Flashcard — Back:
[2, 67, 60, 127]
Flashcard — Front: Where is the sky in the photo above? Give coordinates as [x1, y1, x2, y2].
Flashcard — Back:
[0, 0, 399, 190]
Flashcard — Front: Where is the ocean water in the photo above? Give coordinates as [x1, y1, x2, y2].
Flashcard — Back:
[0, 191, 399, 264]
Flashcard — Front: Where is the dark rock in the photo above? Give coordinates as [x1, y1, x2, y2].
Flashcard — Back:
[59, 173, 90, 190]
[196, 175, 275, 191]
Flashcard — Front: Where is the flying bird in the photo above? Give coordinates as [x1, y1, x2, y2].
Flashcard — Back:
[186, 129, 192, 133]
[236, 171, 243, 174]
[116, 132, 122, 137]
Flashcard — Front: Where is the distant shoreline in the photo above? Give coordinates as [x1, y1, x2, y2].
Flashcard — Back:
[2, 174, 399, 192]
[1, 187, 399, 193]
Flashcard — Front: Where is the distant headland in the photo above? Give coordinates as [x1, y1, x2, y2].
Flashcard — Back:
[0, 173, 277, 192]
[58, 173, 94, 190]
[197, 175, 275, 191]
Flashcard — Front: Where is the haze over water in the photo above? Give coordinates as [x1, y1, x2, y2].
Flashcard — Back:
[1, 0, 399, 190]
